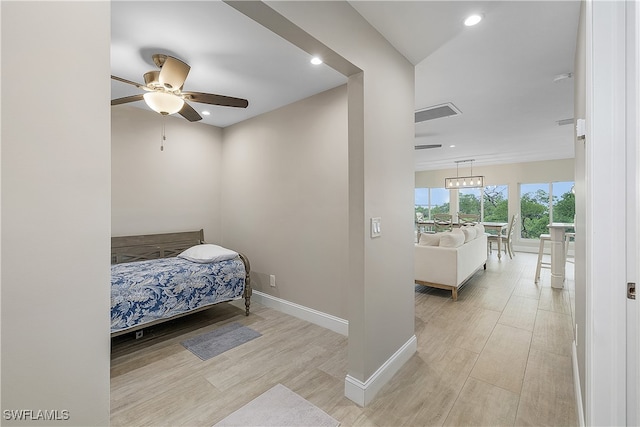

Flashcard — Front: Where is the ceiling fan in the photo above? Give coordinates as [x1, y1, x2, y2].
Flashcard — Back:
[111, 54, 248, 122]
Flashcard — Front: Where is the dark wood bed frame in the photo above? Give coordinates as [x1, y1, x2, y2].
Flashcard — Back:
[110, 229, 251, 337]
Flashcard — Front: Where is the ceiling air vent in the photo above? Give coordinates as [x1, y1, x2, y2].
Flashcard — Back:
[415, 144, 442, 150]
[557, 118, 574, 126]
[415, 102, 461, 123]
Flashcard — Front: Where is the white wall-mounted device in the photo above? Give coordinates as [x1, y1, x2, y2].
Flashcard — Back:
[371, 217, 382, 238]
[576, 118, 586, 140]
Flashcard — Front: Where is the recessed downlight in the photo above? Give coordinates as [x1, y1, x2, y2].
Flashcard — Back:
[464, 14, 482, 26]
[449, 145, 456, 148]
[310, 57, 323, 65]
[201, 111, 210, 116]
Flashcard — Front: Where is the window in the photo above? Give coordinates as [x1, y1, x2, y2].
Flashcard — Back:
[459, 188, 481, 216]
[415, 188, 428, 221]
[520, 181, 575, 238]
[418, 186, 508, 222]
[483, 185, 508, 222]
[415, 187, 449, 220]
[552, 181, 576, 223]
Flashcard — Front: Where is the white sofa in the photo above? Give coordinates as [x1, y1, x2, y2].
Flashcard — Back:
[414, 225, 488, 301]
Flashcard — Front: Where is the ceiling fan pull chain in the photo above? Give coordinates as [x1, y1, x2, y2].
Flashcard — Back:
[160, 117, 166, 151]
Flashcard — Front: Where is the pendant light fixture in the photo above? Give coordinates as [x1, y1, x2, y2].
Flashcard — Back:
[445, 159, 485, 189]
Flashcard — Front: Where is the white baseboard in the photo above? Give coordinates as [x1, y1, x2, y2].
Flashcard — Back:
[344, 335, 417, 407]
[246, 291, 349, 336]
[572, 342, 585, 426]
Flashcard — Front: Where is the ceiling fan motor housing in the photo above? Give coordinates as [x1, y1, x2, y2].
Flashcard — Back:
[144, 71, 161, 88]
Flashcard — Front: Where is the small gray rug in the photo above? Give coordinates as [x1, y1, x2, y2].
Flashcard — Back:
[181, 322, 261, 361]
[214, 384, 339, 427]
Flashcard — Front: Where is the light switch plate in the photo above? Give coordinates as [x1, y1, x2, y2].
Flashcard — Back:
[371, 217, 382, 238]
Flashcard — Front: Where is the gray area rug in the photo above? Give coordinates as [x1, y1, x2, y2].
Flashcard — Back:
[181, 322, 261, 361]
[214, 383, 340, 427]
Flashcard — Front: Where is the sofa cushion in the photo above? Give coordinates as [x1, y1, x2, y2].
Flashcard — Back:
[418, 232, 442, 246]
[460, 226, 477, 242]
[475, 223, 485, 235]
[439, 231, 465, 248]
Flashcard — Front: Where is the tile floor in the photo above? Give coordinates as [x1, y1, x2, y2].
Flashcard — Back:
[111, 251, 578, 426]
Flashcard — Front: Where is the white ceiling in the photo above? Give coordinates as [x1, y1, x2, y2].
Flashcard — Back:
[111, 1, 581, 171]
[111, 1, 347, 128]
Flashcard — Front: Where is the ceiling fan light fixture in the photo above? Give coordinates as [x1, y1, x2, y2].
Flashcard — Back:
[143, 91, 184, 115]
[464, 14, 482, 26]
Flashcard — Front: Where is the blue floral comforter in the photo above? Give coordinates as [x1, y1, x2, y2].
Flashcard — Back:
[111, 256, 246, 334]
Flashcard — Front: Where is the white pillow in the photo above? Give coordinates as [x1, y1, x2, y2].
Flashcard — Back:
[439, 232, 465, 248]
[474, 223, 485, 235]
[418, 232, 442, 246]
[178, 244, 238, 263]
[460, 226, 477, 242]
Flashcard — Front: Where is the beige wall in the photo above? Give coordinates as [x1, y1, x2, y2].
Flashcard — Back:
[266, 1, 416, 389]
[415, 158, 575, 189]
[112, 88, 349, 318]
[1, 2, 111, 425]
[221, 85, 349, 319]
[111, 106, 224, 243]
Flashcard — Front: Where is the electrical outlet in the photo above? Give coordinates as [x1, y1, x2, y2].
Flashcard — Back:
[269, 274, 276, 287]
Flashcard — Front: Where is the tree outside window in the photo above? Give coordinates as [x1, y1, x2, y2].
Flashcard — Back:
[552, 182, 576, 223]
[430, 187, 450, 216]
[459, 188, 481, 216]
[520, 182, 575, 239]
[483, 185, 509, 222]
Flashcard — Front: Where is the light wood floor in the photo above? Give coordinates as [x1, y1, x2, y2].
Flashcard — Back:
[111, 251, 578, 426]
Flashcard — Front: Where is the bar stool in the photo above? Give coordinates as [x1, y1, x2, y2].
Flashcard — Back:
[535, 233, 551, 284]
[565, 232, 575, 263]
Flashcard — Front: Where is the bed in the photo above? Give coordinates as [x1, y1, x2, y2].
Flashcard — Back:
[110, 229, 251, 337]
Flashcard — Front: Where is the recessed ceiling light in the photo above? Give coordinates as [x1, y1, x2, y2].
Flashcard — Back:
[310, 57, 323, 65]
[464, 14, 482, 26]
[449, 145, 456, 148]
[202, 111, 210, 116]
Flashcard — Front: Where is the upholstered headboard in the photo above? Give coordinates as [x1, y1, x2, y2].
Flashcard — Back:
[111, 229, 205, 264]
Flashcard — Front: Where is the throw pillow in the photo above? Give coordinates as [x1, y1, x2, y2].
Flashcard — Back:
[418, 232, 442, 246]
[460, 226, 477, 242]
[178, 244, 238, 263]
[475, 223, 485, 235]
[439, 232, 465, 248]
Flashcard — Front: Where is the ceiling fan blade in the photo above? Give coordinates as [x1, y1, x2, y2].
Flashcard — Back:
[111, 75, 146, 90]
[183, 91, 248, 108]
[159, 56, 190, 90]
[111, 94, 145, 106]
[178, 101, 202, 122]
